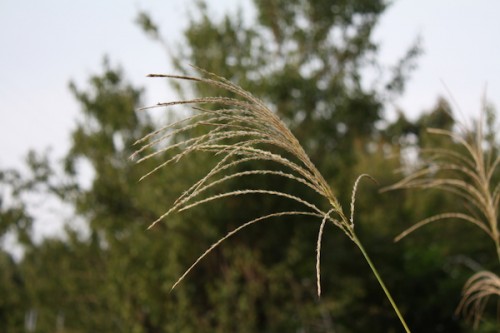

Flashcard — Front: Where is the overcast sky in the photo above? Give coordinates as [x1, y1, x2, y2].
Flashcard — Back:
[1, 0, 499, 171]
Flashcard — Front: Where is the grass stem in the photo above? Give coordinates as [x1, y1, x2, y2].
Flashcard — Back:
[352, 234, 412, 333]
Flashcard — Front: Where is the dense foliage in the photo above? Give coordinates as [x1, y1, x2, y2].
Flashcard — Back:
[1, 1, 498, 332]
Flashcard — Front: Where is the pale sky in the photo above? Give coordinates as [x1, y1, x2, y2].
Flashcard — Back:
[1, 0, 499, 171]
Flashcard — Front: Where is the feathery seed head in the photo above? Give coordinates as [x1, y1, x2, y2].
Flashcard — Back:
[134, 69, 367, 297]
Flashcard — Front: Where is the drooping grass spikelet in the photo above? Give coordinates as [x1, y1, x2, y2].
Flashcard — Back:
[350, 174, 378, 228]
[316, 209, 336, 297]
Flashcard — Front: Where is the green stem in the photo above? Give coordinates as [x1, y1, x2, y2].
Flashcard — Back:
[352, 234, 411, 333]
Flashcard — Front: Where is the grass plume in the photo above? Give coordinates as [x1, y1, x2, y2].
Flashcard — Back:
[385, 124, 499, 257]
[385, 106, 499, 328]
[457, 270, 500, 329]
[133, 68, 411, 332]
